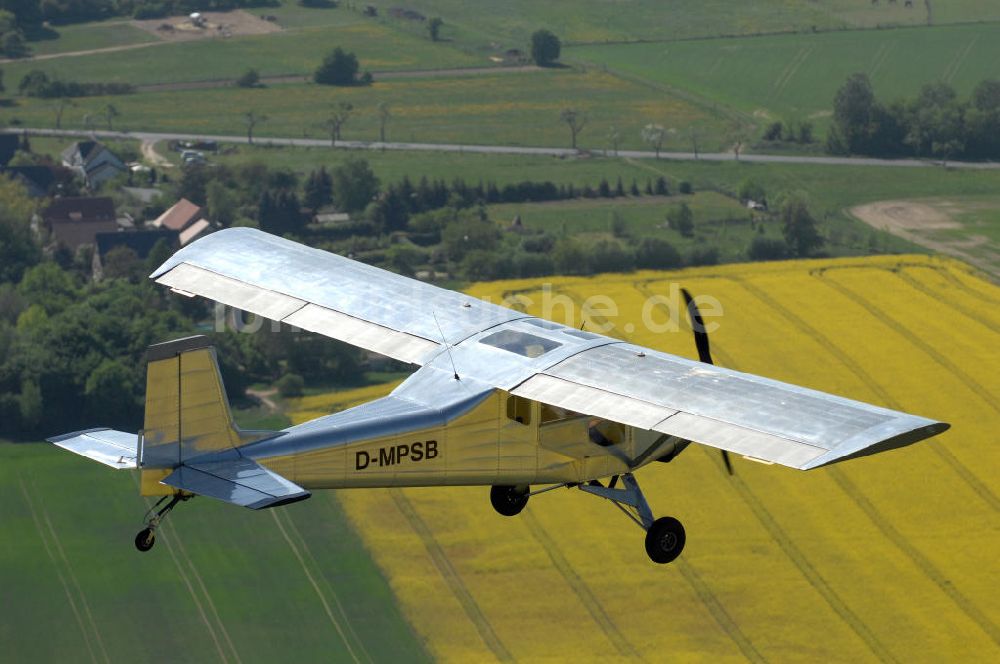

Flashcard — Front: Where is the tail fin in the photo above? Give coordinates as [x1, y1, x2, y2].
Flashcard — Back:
[140, 336, 274, 494]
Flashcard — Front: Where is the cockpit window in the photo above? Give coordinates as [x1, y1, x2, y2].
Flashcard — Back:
[479, 330, 561, 358]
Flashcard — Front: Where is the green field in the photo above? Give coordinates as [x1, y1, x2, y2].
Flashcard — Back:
[385, 0, 998, 45]
[0, 441, 429, 663]
[26, 20, 159, 56]
[5, 11, 484, 87]
[6, 68, 729, 151]
[570, 22, 1000, 135]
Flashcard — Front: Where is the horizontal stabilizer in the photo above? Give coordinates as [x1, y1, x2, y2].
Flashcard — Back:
[48, 428, 138, 469]
[161, 457, 310, 509]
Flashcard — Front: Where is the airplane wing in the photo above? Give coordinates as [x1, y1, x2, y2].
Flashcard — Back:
[153, 229, 948, 472]
[510, 342, 948, 470]
[162, 456, 310, 509]
[150, 228, 527, 365]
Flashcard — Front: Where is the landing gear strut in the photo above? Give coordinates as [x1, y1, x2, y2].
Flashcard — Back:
[579, 473, 686, 564]
[134, 493, 189, 552]
[490, 485, 529, 516]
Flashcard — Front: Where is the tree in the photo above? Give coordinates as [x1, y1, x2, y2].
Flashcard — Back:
[276, 373, 304, 397]
[689, 127, 701, 159]
[330, 156, 379, 212]
[635, 237, 682, 269]
[376, 100, 390, 143]
[314, 47, 360, 86]
[427, 16, 443, 41]
[323, 101, 353, 145]
[244, 110, 267, 144]
[667, 203, 694, 237]
[780, 196, 823, 257]
[0, 175, 39, 283]
[84, 359, 137, 428]
[830, 73, 876, 154]
[738, 178, 766, 203]
[303, 167, 333, 210]
[641, 123, 666, 158]
[748, 236, 789, 260]
[235, 68, 260, 88]
[104, 103, 119, 130]
[607, 125, 621, 156]
[206, 180, 237, 226]
[102, 246, 142, 281]
[531, 29, 561, 66]
[560, 108, 586, 150]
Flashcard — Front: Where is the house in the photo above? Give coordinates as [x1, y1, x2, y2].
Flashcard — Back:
[42, 196, 118, 250]
[0, 133, 18, 168]
[3, 165, 58, 198]
[93, 229, 178, 280]
[61, 141, 127, 189]
[151, 198, 213, 245]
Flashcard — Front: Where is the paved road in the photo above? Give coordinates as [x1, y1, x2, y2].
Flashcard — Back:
[9, 127, 1000, 170]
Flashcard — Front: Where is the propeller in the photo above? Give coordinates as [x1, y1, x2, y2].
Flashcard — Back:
[681, 288, 734, 476]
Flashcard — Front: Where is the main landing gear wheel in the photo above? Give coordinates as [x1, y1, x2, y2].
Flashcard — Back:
[135, 527, 156, 552]
[644, 516, 686, 564]
[490, 485, 529, 516]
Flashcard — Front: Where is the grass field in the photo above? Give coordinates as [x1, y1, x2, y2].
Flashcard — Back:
[288, 254, 1000, 662]
[5, 68, 729, 151]
[5, 10, 483, 86]
[0, 435, 428, 662]
[27, 20, 159, 56]
[387, 0, 999, 45]
[570, 22, 1000, 134]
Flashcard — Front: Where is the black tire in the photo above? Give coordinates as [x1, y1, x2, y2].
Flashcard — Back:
[135, 528, 156, 552]
[644, 516, 685, 564]
[490, 485, 529, 517]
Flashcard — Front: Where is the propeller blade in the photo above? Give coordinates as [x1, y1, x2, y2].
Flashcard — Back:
[681, 288, 713, 365]
[682, 288, 733, 475]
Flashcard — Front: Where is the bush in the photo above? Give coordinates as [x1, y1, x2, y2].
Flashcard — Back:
[530, 29, 561, 66]
[588, 239, 634, 274]
[678, 181, 693, 194]
[748, 236, 789, 261]
[314, 47, 360, 86]
[687, 246, 719, 266]
[235, 68, 260, 88]
[276, 373, 305, 397]
[634, 237, 682, 269]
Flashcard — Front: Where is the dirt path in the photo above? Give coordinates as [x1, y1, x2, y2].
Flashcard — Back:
[246, 387, 279, 413]
[140, 139, 173, 168]
[850, 200, 999, 280]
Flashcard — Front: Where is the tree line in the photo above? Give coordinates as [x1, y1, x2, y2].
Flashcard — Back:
[828, 73, 1000, 161]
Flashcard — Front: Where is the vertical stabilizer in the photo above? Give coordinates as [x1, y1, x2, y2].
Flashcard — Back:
[142, 336, 242, 474]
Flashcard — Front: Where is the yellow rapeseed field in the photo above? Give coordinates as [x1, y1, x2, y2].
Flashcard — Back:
[287, 254, 1000, 662]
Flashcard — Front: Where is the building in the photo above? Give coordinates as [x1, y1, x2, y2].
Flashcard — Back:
[61, 140, 127, 189]
[42, 196, 118, 250]
[3, 165, 58, 198]
[93, 229, 178, 280]
[151, 198, 213, 245]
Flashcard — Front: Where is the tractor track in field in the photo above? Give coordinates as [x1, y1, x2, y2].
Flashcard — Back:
[560, 285, 768, 660]
[632, 280, 898, 662]
[389, 489, 513, 662]
[163, 522, 243, 664]
[891, 267, 1000, 331]
[730, 275, 999, 513]
[285, 504, 372, 664]
[772, 47, 812, 99]
[270, 510, 364, 664]
[521, 511, 642, 659]
[130, 479, 234, 664]
[818, 276, 1000, 417]
[725, 277, 1000, 648]
[18, 480, 105, 664]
